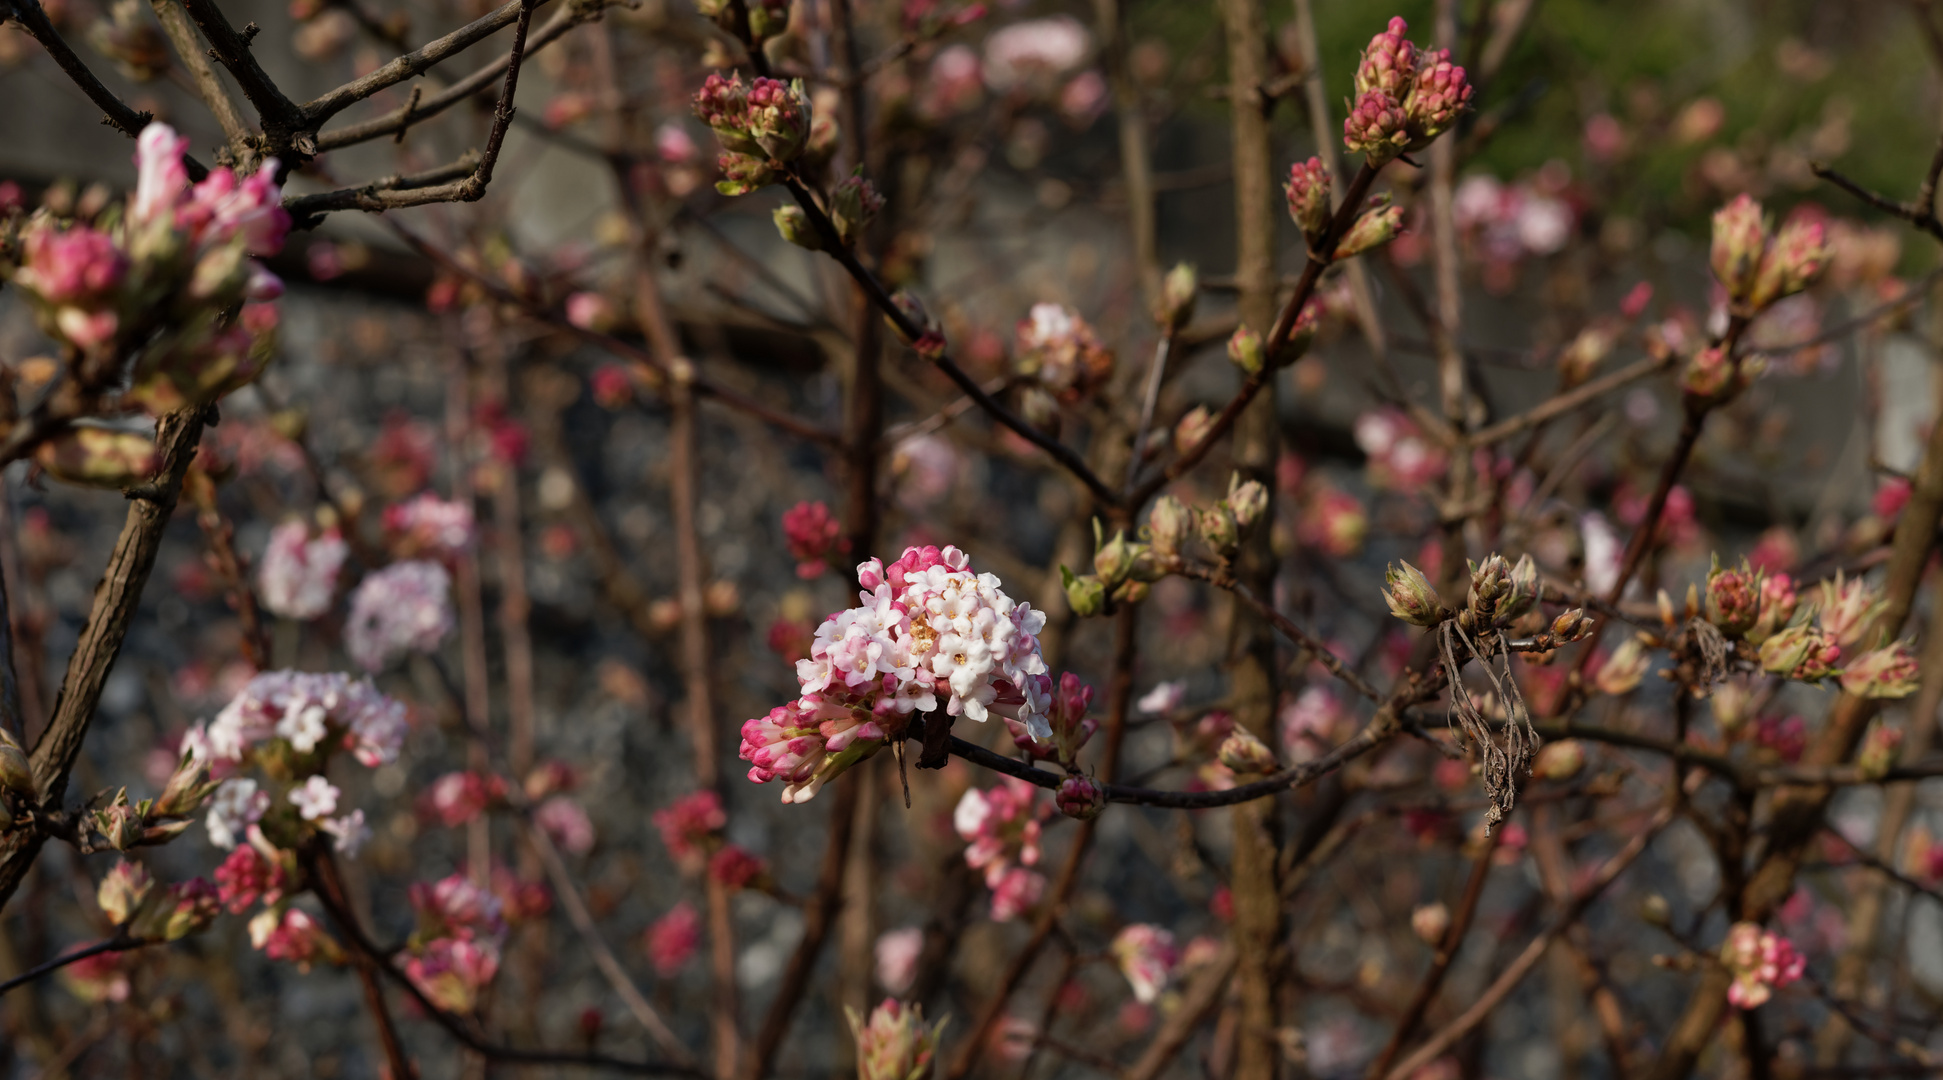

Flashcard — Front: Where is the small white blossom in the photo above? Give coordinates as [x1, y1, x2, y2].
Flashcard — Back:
[289, 775, 340, 820]
[206, 778, 268, 849]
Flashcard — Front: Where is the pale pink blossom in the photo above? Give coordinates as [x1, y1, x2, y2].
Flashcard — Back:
[410, 871, 508, 945]
[320, 810, 369, 857]
[536, 795, 596, 855]
[204, 778, 269, 849]
[383, 493, 475, 558]
[422, 771, 503, 827]
[1136, 680, 1185, 715]
[988, 866, 1045, 921]
[874, 926, 924, 994]
[288, 775, 340, 820]
[982, 17, 1089, 93]
[1721, 922, 1805, 1008]
[249, 907, 338, 971]
[345, 560, 454, 671]
[191, 670, 408, 769]
[403, 936, 500, 1013]
[1111, 924, 1178, 1003]
[257, 522, 348, 620]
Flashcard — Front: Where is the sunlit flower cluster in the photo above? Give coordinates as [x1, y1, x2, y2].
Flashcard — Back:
[741, 545, 1051, 803]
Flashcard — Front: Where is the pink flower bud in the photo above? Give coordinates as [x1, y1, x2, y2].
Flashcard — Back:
[1532, 739, 1585, 780]
[1146, 496, 1191, 563]
[1839, 641, 1919, 701]
[1284, 157, 1332, 244]
[1403, 50, 1473, 147]
[1749, 216, 1829, 310]
[1759, 624, 1841, 682]
[1157, 262, 1198, 330]
[1705, 556, 1763, 637]
[708, 845, 767, 889]
[782, 501, 848, 579]
[847, 999, 947, 1080]
[1343, 89, 1410, 163]
[1217, 728, 1279, 775]
[1227, 324, 1265, 375]
[1333, 200, 1405, 260]
[1353, 16, 1416, 98]
[97, 861, 154, 925]
[830, 171, 885, 246]
[645, 901, 701, 976]
[403, 936, 500, 1012]
[1411, 901, 1450, 944]
[1111, 924, 1179, 1004]
[1550, 608, 1592, 641]
[566, 291, 617, 332]
[1383, 560, 1444, 626]
[1710, 194, 1769, 304]
[1747, 572, 1798, 645]
[1173, 405, 1214, 454]
[1816, 572, 1885, 651]
[1855, 719, 1904, 779]
[1054, 774, 1106, 820]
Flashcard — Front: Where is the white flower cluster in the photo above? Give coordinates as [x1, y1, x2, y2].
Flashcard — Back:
[800, 545, 1051, 734]
[345, 560, 454, 672]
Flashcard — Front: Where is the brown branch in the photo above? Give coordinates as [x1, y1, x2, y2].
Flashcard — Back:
[1812, 162, 1943, 243]
[147, 0, 256, 161]
[1364, 818, 1504, 1078]
[0, 934, 144, 998]
[946, 604, 1138, 1080]
[3, 0, 157, 140]
[283, 154, 485, 217]
[1381, 805, 1674, 1080]
[1466, 353, 1676, 447]
[311, 851, 417, 1080]
[778, 176, 1120, 506]
[300, 0, 555, 124]
[1180, 563, 1382, 702]
[176, 0, 308, 144]
[314, 1, 589, 151]
[737, 776, 860, 1080]
[0, 405, 211, 915]
[1126, 161, 1382, 509]
[304, 844, 707, 1077]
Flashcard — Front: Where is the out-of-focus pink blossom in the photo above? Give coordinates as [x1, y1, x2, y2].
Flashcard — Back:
[645, 902, 701, 976]
[203, 778, 269, 849]
[257, 521, 348, 620]
[215, 836, 291, 913]
[383, 493, 475, 559]
[988, 866, 1046, 921]
[782, 501, 848, 579]
[536, 795, 596, 855]
[982, 17, 1089, 93]
[1279, 687, 1346, 762]
[954, 777, 1049, 890]
[1110, 924, 1178, 1003]
[874, 927, 924, 994]
[404, 936, 501, 1013]
[249, 907, 340, 971]
[708, 845, 766, 889]
[59, 950, 131, 1003]
[345, 560, 454, 671]
[410, 872, 508, 944]
[189, 669, 408, 773]
[1136, 680, 1185, 715]
[1354, 409, 1446, 492]
[566, 291, 617, 332]
[1721, 922, 1805, 1009]
[654, 790, 726, 862]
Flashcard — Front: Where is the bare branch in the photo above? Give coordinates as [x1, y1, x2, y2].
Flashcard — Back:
[1467, 353, 1676, 447]
[177, 0, 308, 143]
[148, 0, 256, 161]
[302, 0, 558, 125]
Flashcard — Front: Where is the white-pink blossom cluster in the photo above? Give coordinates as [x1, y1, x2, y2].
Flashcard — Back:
[1110, 924, 1179, 1004]
[345, 560, 455, 672]
[1721, 922, 1806, 1009]
[982, 17, 1090, 93]
[740, 545, 1051, 804]
[187, 670, 406, 853]
[257, 521, 349, 620]
[383, 492, 475, 558]
[953, 777, 1051, 921]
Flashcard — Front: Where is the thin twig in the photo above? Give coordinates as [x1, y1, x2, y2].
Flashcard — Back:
[1179, 564, 1381, 702]
[301, 0, 558, 124]
[0, 935, 141, 998]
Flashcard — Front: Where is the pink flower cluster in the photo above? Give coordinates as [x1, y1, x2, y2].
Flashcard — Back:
[398, 872, 507, 1013]
[345, 560, 454, 672]
[249, 907, 340, 972]
[1003, 670, 1096, 766]
[654, 790, 726, 863]
[383, 493, 476, 559]
[257, 521, 349, 621]
[4, 123, 288, 408]
[954, 778, 1050, 921]
[1015, 303, 1113, 399]
[1720, 922, 1805, 1009]
[214, 835, 293, 913]
[646, 901, 702, 976]
[782, 501, 848, 579]
[741, 545, 1051, 803]
[421, 770, 507, 828]
[1110, 924, 1179, 1004]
